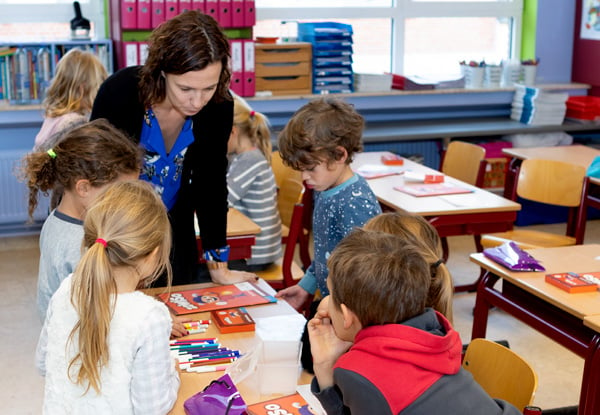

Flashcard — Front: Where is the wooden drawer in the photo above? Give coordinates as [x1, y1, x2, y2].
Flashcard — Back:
[255, 42, 312, 64]
[256, 75, 311, 94]
[256, 61, 311, 77]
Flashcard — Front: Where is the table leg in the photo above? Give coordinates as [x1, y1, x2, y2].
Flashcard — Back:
[579, 335, 600, 415]
[471, 271, 499, 340]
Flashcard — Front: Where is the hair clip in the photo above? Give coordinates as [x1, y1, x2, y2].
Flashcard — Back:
[250, 110, 255, 117]
[432, 259, 444, 268]
[47, 149, 57, 159]
[95, 238, 108, 248]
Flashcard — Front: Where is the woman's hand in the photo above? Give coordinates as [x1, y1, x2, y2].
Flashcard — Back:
[275, 284, 310, 311]
[208, 266, 258, 285]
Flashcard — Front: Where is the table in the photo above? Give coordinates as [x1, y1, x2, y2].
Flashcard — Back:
[196, 208, 261, 261]
[353, 151, 521, 291]
[469, 244, 600, 415]
[145, 280, 312, 415]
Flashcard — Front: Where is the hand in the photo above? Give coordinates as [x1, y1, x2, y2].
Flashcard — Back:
[308, 308, 352, 389]
[170, 314, 193, 339]
[275, 284, 310, 311]
[209, 266, 258, 285]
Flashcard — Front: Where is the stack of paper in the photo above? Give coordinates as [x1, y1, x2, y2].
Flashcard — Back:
[353, 73, 392, 92]
[511, 85, 568, 125]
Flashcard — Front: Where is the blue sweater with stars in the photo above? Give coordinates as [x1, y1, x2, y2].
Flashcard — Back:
[298, 174, 382, 296]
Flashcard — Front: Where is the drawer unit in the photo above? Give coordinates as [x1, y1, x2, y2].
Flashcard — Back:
[255, 42, 312, 96]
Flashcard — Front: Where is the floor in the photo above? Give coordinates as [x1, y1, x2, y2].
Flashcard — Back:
[1, 220, 599, 414]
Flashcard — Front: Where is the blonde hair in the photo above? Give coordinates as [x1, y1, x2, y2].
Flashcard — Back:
[364, 211, 454, 323]
[43, 49, 108, 117]
[233, 94, 272, 163]
[68, 180, 172, 393]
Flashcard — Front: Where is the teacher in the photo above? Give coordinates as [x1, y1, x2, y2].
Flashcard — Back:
[91, 11, 256, 286]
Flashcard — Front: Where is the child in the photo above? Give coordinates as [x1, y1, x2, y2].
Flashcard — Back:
[363, 210, 454, 322]
[226, 94, 282, 271]
[33, 49, 108, 151]
[21, 119, 141, 321]
[308, 229, 521, 415]
[35, 180, 179, 414]
[275, 97, 382, 311]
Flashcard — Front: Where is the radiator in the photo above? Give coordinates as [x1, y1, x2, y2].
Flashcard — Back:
[364, 140, 441, 169]
[0, 150, 48, 235]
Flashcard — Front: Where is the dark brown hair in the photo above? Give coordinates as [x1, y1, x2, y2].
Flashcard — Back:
[327, 229, 431, 327]
[139, 10, 232, 107]
[21, 119, 142, 219]
[277, 98, 364, 170]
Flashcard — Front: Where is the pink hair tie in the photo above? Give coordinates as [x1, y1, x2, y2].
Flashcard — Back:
[250, 110, 256, 117]
[95, 238, 108, 248]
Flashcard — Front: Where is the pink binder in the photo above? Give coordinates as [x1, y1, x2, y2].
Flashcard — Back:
[123, 42, 139, 67]
[137, 0, 151, 29]
[218, 0, 232, 28]
[231, 0, 244, 27]
[205, 0, 218, 22]
[242, 0, 255, 27]
[121, 0, 137, 29]
[242, 39, 255, 97]
[165, 0, 178, 20]
[178, 0, 192, 13]
[229, 39, 244, 97]
[151, 0, 165, 28]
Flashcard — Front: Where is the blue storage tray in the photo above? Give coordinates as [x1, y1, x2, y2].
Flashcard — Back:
[298, 22, 353, 39]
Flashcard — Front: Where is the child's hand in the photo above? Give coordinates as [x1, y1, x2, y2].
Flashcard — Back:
[275, 285, 310, 311]
[170, 314, 193, 339]
[209, 267, 258, 285]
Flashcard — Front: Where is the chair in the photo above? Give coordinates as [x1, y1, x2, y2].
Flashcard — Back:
[462, 338, 538, 412]
[256, 152, 311, 290]
[481, 158, 587, 249]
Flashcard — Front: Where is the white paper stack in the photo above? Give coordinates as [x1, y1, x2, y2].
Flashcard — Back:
[353, 73, 393, 92]
[511, 85, 568, 125]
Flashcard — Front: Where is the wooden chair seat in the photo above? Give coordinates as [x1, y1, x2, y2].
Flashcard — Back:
[481, 230, 577, 250]
[257, 257, 304, 286]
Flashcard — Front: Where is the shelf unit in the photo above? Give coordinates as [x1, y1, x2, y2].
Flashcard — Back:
[0, 39, 112, 106]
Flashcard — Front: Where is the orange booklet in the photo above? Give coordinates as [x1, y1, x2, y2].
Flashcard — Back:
[246, 393, 312, 415]
[545, 272, 599, 293]
[211, 307, 255, 333]
[394, 182, 473, 197]
[156, 283, 276, 315]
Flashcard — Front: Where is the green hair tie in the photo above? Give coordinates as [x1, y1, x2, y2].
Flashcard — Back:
[47, 149, 57, 159]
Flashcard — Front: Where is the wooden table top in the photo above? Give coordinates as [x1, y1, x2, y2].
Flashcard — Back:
[584, 314, 600, 333]
[145, 280, 311, 415]
[502, 144, 600, 168]
[226, 208, 261, 237]
[352, 151, 521, 216]
[470, 244, 600, 319]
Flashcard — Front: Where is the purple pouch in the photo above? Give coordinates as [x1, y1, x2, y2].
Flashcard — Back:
[483, 241, 545, 272]
[183, 373, 247, 415]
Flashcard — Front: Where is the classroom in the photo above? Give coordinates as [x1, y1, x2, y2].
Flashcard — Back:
[1, 0, 600, 414]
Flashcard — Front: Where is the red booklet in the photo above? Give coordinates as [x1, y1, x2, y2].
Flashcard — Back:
[545, 272, 599, 293]
[211, 307, 255, 333]
[246, 393, 311, 415]
[394, 182, 473, 197]
[156, 283, 276, 315]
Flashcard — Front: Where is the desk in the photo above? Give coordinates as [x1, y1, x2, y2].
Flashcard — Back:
[196, 208, 261, 261]
[353, 152, 521, 290]
[146, 280, 312, 415]
[470, 244, 600, 415]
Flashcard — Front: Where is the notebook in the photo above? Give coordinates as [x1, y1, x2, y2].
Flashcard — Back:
[394, 182, 473, 197]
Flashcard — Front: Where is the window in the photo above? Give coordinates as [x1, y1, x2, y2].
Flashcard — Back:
[255, 0, 523, 78]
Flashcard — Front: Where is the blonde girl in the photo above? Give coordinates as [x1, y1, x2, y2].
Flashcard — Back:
[363, 210, 454, 322]
[36, 180, 179, 414]
[226, 94, 282, 271]
[21, 119, 141, 320]
[34, 48, 108, 151]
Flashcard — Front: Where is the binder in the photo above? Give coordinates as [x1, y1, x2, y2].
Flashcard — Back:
[165, 0, 178, 20]
[218, 0, 232, 28]
[121, 0, 137, 29]
[151, 0, 165, 28]
[242, 39, 255, 97]
[137, 0, 151, 29]
[123, 42, 139, 67]
[138, 42, 149, 65]
[191, 0, 205, 13]
[205, 0, 218, 22]
[179, 0, 192, 13]
[231, 0, 244, 27]
[242, 0, 255, 27]
[229, 39, 243, 97]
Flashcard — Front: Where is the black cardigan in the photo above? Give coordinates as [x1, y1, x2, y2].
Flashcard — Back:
[91, 66, 232, 284]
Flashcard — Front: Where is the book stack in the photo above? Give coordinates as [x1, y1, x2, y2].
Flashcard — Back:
[511, 85, 569, 125]
[353, 73, 392, 92]
[297, 22, 354, 94]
